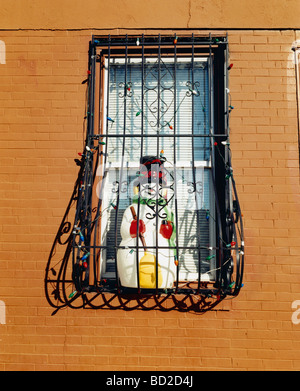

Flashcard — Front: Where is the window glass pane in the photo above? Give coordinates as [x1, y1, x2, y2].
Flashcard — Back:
[100, 56, 215, 283]
[106, 58, 210, 163]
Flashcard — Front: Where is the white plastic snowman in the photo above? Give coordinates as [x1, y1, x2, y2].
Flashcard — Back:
[117, 156, 177, 290]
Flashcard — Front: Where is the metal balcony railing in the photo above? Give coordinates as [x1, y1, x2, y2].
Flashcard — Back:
[45, 34, 244, 313]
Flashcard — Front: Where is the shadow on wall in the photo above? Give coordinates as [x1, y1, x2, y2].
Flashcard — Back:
[44, 166, 225, 316]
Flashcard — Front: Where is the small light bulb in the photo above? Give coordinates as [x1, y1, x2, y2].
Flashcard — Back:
[206, 255, 215, 261]
[69, 290, 77, 298]
[81, 252, 90, 261]
[174, 256, 178, 266]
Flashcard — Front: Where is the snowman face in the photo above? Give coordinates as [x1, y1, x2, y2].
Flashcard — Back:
[135, 161, 167, 200]
[136, 179, 165, 200]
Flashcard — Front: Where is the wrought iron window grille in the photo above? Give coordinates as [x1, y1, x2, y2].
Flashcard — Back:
[45, 34, 244, 313]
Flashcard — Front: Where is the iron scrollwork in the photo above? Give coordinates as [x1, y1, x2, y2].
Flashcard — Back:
[118, 81, 133, 98]
[112, 180, 128, 194]
[143, 59, 175, 130]
[57, 221, 72, 245]
[187, 180, 203, 196]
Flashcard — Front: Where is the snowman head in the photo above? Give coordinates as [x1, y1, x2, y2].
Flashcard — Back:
[134, 155, 167, 199]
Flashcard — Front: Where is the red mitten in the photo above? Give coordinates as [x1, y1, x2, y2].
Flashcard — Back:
[159, 220, 173, 239]
[130, 219, 146, 238]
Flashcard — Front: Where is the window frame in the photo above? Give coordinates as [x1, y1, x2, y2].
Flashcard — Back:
[70, 34, 244, 298]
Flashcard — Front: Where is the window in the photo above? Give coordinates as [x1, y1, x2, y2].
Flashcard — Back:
[69, 34, 244, 299]
[100, 55, 214, 282]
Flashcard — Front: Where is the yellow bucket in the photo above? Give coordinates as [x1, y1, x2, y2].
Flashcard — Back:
[139, 252, 162, 289]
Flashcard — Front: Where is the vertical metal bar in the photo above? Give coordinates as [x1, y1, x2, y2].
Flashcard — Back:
[190, 34, 202, 293]
[88, 40, 96, 140]
[209, 34, 222, 291]
[114, 35, 128, 292]
[208, 45, 216, 280]
[203, 62, 208, 161]
[155, 34, 161, 293]
[103, 36, 117, 291]
[103, 38, 111, 260]
[225, 33, 230, 138]
[173, 34, 180, 293]
[92, 40, 111, 266]
[135, 34, 145, 293]
[209, 33, 218, 285]
[93, 41, 102, 285]
[225, 34, 232, 243]
[224, 35, 235, 293]
[84, 40, 97, 288]
[93, 49, 110, 285]
[106, 36, 111, 142]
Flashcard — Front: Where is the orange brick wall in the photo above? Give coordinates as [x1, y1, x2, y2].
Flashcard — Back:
[1, 28, 300, 371]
